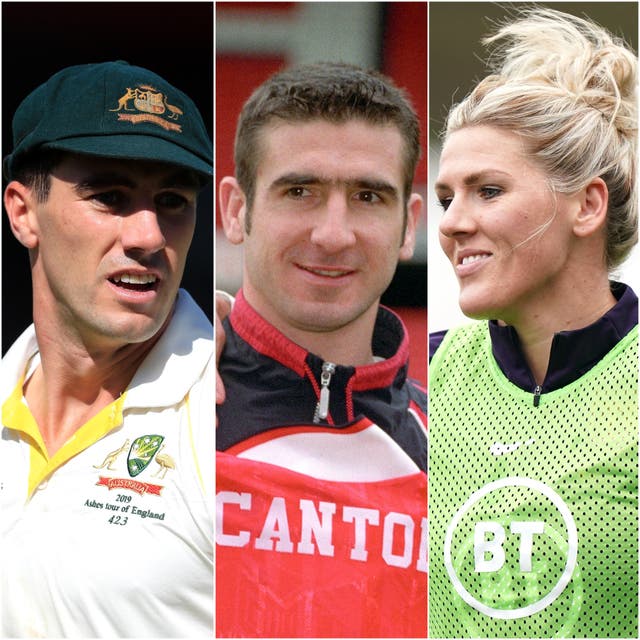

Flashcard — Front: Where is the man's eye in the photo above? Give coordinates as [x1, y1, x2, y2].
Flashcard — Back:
[438, 197, 452, 212]
[92, 191, 125, 207]
[355, 191, 382, 204]
[157, 192, 189, 210]
[286, 186, 311, 198]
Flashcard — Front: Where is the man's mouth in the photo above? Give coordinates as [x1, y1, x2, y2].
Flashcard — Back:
[109, 273, 158, 291]
[298, 265, 353, 278]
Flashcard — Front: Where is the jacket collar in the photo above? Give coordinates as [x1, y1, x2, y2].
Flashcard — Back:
[229, 289, 410, 390]
[489, 282, 638, 391]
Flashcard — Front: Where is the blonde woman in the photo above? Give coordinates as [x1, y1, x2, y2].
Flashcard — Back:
[429, 8, 637, 637]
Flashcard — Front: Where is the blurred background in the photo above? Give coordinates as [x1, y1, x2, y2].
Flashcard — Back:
[2, 1, 213, 354]
[216, 1, 427, 385]
[429, 2, 639, 332]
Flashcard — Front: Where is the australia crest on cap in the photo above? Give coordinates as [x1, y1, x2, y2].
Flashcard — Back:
[111, 84, 183, 133]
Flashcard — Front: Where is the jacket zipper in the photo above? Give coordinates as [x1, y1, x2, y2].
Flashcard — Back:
[313, 362, 336, 423]
[533, 384, 542, 407]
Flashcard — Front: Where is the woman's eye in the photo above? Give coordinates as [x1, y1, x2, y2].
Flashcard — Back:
[438, 197, 452, 212]
[479, 186, 502, 200]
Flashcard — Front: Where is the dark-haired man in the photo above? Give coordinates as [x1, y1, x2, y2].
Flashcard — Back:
[1, 61, 213, 637]
[216, 62, 427, 637]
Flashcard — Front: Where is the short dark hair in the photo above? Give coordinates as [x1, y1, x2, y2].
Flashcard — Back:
[234, 62, 421, 219]
[8, 149, 65, 202]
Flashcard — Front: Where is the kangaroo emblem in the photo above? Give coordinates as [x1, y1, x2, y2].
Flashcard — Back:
[110, 88, 137, 111]
[152, 443, 176, 479]
[94, 439, 130, 470]
[163, 96, 183, 120]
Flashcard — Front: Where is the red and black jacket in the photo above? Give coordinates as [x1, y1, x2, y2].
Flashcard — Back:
[216, 289, 427, 472]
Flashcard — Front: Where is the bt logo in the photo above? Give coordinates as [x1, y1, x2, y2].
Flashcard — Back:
[445, 477, 578, 619]
[474, 520, 545, 573]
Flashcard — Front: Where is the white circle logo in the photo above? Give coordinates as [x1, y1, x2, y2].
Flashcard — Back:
[444, 477, 578, 619]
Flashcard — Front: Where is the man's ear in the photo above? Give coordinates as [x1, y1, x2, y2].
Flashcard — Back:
[573, 176, 608, 238]
[399, 193, 423, 261]
[218, 177, 247, 245]
[4, 181, 40, 249]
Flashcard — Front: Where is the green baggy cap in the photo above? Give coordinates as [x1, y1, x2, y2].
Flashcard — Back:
[4, 60, 212, 181]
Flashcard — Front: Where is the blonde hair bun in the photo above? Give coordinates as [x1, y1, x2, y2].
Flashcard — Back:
[485, 8, 636, 138]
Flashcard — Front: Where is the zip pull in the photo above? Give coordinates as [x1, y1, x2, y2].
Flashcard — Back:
[314, 362, 336, 423]
[533, 385, 542, 408]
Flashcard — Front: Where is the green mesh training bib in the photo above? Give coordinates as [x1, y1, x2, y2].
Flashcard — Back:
[429, 322, 638, 638]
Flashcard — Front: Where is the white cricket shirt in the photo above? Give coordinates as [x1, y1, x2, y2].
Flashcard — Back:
[1, 290, 214, 638]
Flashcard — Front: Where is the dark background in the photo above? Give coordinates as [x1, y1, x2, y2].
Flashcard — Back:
[2, 1, 214, 353]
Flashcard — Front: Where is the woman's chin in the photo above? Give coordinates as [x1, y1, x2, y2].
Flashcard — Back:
[458, 292, 497, 321]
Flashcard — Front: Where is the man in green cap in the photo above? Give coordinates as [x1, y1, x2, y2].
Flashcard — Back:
[1, 61, 213, 637]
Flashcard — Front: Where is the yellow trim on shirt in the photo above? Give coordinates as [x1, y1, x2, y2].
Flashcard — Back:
[185, 392, 205, 494]
[2, 380, 126, 499]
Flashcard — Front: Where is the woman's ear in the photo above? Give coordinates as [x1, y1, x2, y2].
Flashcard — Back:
[573, 177, 608, 238]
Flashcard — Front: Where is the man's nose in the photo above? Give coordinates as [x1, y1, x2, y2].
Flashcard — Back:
[309, 193, 356, 252]
[120, 203, 166, 255]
